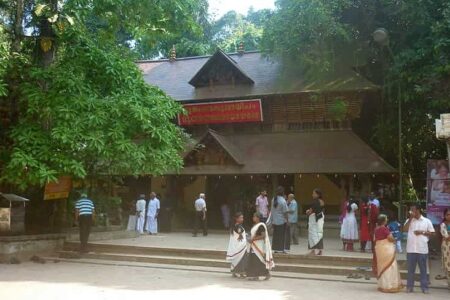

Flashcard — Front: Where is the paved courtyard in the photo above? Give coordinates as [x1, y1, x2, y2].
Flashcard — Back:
[0, 261, 449, 300]
[96, 232, 396, 257]
[92, 232, 448, 288]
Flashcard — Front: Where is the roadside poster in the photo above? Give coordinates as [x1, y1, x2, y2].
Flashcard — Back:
[426, 159, 450, 224]
[44, 176, 72, 200]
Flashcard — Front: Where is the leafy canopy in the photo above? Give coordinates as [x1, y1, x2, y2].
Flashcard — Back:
[0, 0, 207, 188]
[262, 0, 450, 196]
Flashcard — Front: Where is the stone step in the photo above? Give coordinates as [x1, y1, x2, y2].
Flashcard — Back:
[65, 230, 139, 242]
[64, 241, 395, 268]
[57, 250, 413, 280]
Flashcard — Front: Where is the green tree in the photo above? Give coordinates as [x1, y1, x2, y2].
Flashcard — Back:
[0, 0, 205, 188]
[262, 0, 450, 197]
[134, 0, 212, 58]
[211, 10, 265, 53]
[138, 7, 272, 59]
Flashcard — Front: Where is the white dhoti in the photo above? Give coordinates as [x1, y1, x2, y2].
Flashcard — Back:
[136, 212, 145, 234]
[146, 215, 158, 234]
[127, 215, 137, 231]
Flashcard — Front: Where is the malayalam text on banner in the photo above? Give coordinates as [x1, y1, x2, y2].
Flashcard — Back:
[178, 99, 263, 126]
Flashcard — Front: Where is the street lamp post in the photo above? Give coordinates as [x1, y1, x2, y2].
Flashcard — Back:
[373, 28, 404, 220]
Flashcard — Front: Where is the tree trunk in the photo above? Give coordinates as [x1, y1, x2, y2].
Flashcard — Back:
[36, 0, 58, 67]
[7, 0, 25, 126]
[11, 0, 24, 54]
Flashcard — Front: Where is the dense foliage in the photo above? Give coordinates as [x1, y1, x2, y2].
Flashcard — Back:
[0, 0, 206, 188]
[262, 0, 450, 197]
[147, 7, 272, 58]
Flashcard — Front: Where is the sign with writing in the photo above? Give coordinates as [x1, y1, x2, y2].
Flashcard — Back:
[178, 99, 263, 126]
[426, 160, 450, 224]
[0, 208, 11, 231]
[44, 176, 72, 200]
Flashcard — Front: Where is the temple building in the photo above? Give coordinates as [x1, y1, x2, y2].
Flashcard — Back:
[137, 48, 396, 228]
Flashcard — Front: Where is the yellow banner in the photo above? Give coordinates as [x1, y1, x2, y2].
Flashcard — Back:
[44, 176, 72, 200]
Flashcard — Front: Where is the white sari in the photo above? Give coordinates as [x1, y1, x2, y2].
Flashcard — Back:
[308, 213, 324, 249]
[248, 222, 275, 270]
[226, 225, 247, 271]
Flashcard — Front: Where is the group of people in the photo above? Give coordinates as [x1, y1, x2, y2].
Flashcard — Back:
[255, 187, 320, 254]
[268, 187, 325, 255]
[373, 204, 450, 293]
[225, 186, 326, 280]
[135, 192, 161, 235]
[340, 192, 383, 252]
[226, 211, 274, 280]
[339, 193, 450, 293]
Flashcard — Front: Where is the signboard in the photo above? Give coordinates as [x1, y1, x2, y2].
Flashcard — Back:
[178, 99, 263, 126]
[426, 159, 450, 224]
[44, 176, 72, 200]
[0, 208, 11, 231]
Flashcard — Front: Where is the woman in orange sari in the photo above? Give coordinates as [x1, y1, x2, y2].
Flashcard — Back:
[373, 214, 403, 293]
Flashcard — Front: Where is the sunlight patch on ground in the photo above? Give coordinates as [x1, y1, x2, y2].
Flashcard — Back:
[1, 281, 288, 300]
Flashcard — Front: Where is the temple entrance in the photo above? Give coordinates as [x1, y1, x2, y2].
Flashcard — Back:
[204, 174, 296, 229]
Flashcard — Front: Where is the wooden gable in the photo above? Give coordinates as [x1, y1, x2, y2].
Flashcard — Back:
[184, 131, 243, 167]
[188, 49, 255, 88]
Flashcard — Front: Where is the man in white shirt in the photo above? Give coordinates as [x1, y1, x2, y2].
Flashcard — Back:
[146, 192, 160, 235]
[255, 190, 269, 223]
[370, 192, 380, 208]
[403, 203, 435, 293]
[193, 193, 207, 237]
[135, 194, 146, 234]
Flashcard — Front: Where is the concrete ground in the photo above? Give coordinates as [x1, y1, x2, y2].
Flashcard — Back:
[93, 232, 449, 289]
[0, 261, 449, 300]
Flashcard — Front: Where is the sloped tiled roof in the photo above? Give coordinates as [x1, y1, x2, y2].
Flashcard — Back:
[170, 130, 395, 175]
[137, 51, 379, 102]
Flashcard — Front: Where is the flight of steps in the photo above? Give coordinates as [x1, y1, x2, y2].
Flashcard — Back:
[58, 241, 410, 280]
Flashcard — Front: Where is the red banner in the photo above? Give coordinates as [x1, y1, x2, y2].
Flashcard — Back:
[178, 99, 263, 126]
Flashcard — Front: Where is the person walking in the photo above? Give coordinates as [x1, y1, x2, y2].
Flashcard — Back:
[146, 192, 160, 235]
[439, 208, 450, 290]
[269, 186, 288, 253]
[135, 194, 146, 234]
[75, 193, 95, 253]
[287, 194, 299, 245]
[246, 212, 274, 281]
[193, 193, 207, 237]
[373, 214, 403, 293]
[306, 188, 325, 255]
[255, 190, 269, 223]
[226, 212, 247, 278]
[403, 203, 435, 293]
[340, 197, 359, 252]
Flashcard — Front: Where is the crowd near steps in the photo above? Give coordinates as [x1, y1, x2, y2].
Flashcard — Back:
[55, 234, 415, 281]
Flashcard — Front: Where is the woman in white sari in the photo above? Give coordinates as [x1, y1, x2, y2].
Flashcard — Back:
[373, 214, 403, 293]
[306, 189, 325, 255]
[246, 212, 275, 281]
[226, 212, 247, 278]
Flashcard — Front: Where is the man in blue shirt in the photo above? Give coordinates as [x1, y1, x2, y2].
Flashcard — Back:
[287, 194, 299, 245]
[75, 193, 95, 253]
